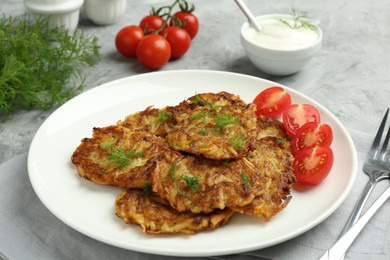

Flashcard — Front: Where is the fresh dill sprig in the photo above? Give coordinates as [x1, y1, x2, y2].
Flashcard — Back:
[143, 183, 153, 196]
[157, 110, 173, 123]
[213, 114, 240, 134]
[109, 148, 143, 170]
[278, 8, 316, 30]
[181, 175, 199, 191]
[0, 13, 101, 117]
[240, 172, 252, 191]
[229, 134, 247, 150]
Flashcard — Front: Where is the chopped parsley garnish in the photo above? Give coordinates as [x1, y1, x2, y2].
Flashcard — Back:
[143, 183, 152, 196]
[157, 110, 173, 123]
[181, 176, 199, 191]
[108, 148, 143, 170]
[229, 134, 247, 150]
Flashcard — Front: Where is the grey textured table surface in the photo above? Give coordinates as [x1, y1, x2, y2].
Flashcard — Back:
[1, 0, 390, 259]
[1, 0, 390, 164]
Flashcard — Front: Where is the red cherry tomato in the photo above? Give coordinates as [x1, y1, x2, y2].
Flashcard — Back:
[293, 147, 334, 185]
[283, 104, 321, 137]
[136, 34, 171, 70]
[292, 122, 333, 155]
[171, 11, 199, 39]
[253, 86, 292, 118]
[161, 26, 191, 59]
[139, 15, 165, 34]
[115, 25, 144, 58]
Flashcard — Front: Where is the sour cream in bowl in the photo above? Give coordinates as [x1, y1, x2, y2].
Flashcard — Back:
[240, 13, 322, 76]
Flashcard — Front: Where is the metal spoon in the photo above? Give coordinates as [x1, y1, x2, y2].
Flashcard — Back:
[234, 0, 262, 31]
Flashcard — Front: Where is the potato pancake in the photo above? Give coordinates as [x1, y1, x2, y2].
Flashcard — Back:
[232, 137, 295, 221]
[71, 125, 176, 188]
[115, 189, 234, 234]
[151, 151, 263, 214]
[117, 106, 176, 137]
[256, 115, 289, 140]
[166, 92, 258, 160]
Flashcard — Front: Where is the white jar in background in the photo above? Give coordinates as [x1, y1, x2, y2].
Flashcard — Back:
[24, 0, 84, 34]
[84, 0, 127, 25]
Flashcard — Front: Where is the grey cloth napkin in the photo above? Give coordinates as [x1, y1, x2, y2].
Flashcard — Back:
[0, 129, 389, 260]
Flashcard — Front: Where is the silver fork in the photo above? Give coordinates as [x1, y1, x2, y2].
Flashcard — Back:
[339, 108, 390, 236]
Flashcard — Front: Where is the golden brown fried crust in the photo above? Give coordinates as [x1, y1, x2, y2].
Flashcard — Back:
[166, 92, 258, 160]
[72, 91, 296, 233]
[151, 151, 262, 214]
[256, 115, 289, 140]
[232, 137, 295, 221]
[71, 125, 175, 188]
[117, 106, 176, 137]
[115, 189, 234, 234]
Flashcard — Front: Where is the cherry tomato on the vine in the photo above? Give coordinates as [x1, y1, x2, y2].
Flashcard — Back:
[283, 104, 321, 137]
[136, 34, 171, 70]
[292, 122, 333, 155]
[253, 86, 291, 118]
[293, 147, 334, 185]
[171, 11, 199, 39]
[139, 15, 165, 34]
[161, 26, 191, 59]
[115, 25, 144, 58]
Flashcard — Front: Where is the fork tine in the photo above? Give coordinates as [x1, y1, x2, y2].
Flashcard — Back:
[369, 108, 389, 159]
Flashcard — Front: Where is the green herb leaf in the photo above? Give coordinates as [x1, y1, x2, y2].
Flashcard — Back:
[193, 94, 207, 106]
[229, 134, 247, 150]
[0, 14, 101, 117]
[190, 111, 208, 120]
[108, 148, 143, 170]
[157, 110, 173, 123]
[240, 172, 252, 190]
[143, 183, 152, 196]
[214, 114, 240, 133]
[169, 162, 179, 180]
[181, 175, 199, 191]
[278, 8, 316, 30]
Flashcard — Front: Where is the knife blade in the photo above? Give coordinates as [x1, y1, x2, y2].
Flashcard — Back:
[318, 184, 390, 260]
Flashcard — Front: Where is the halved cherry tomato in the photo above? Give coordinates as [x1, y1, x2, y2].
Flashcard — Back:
[139, 15, 165, 34]
[115, 25, 144, 58]
[292, 122, 333, 155]
[283, 104, 321, 137]
[253, 86, 291, 118]
[293, 147, 334, 185]
[171, 11, 199, 39]
[161, 26, 191, 59]
[136, 34, 171, 70]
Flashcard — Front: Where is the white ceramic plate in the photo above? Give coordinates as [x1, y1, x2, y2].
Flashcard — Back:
[28, 70, 357, 257]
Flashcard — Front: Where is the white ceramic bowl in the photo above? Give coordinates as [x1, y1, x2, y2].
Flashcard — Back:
[240, 14, 323, 76]
[84, 0, 127, 25]
[24, 0, 84, 34]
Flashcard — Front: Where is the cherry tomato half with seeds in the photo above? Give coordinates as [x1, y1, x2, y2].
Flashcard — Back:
[292, 122, 333, 155]
[115, 25, 144, 58]
[293, 146, 334, 185]
[253, 86, 292, 118]
[161, 26, 191, 59]
[283, 104, 321, 137]
[136, 34, 171, 70]
[171, 11, 199, 39]
[139, 15, 165, 34]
